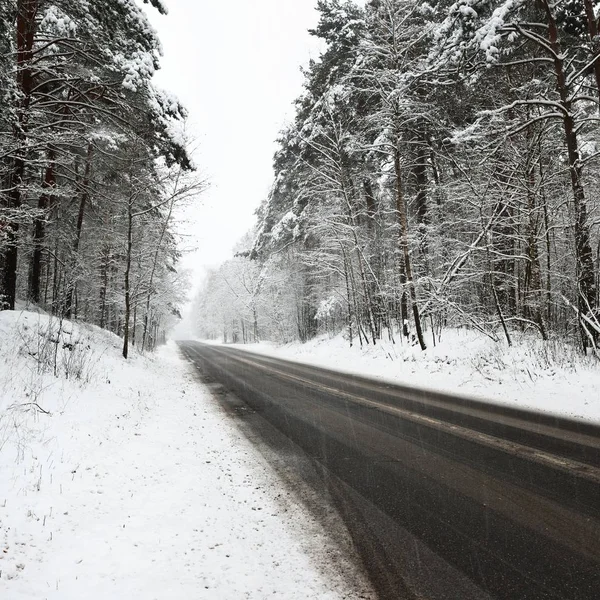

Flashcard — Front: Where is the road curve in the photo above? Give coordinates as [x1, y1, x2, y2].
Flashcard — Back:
[178, 341, 600, 600]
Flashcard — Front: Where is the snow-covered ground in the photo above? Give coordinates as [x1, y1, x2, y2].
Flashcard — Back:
[0, 311, 373, 599]
[222, 328, 600, 424]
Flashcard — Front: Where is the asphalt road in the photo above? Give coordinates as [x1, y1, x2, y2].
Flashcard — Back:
[178, 341, 600, 600]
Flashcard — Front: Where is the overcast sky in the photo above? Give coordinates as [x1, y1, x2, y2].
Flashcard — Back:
[146, 1, 325, 287]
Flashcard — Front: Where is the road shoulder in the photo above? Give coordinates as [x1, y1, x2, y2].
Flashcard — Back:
[1, 325, 374, 599]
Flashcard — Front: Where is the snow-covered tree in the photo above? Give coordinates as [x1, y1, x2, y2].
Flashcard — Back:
[209, 0, 600, 357]
[0, 0, 203, 355]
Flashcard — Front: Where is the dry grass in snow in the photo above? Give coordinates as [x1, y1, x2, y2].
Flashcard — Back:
[0, 311, 373, 599]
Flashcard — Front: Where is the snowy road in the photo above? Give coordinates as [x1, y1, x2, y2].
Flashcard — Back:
[179, 341, 600, 600]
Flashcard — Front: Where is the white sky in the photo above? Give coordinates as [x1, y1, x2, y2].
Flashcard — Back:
[146, 1, 325, 287]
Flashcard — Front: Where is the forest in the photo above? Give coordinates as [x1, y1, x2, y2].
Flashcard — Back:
[0, 0, 201, 358]
[194, 0, 600, 356]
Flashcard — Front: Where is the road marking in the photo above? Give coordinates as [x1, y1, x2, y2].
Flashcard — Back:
[214, 348, 600, 485]
[228, 348, 600, 451]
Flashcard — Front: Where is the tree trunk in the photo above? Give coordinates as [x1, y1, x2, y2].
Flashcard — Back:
[394, 145, 426, 350]
[142, 194, 176, 352]
[413, 142, 429, 260]
[29, 151, 55, 304]
[542, 1, 597, 347]
[363, 178, 386, 336]
[538, 149, 553, 325]
[122, 193, 133, 359]
[99, 243, 109, 329]
[65, 143, 93, 318]
[1, 0, 38, 310]
[524, 120, 547, 340]
[253, 306, 259, 342]
[132, 304, 137, 346]
[583, 0, 600, 106]
[51, 238, 60, 313]
[487, 229, 512, 345]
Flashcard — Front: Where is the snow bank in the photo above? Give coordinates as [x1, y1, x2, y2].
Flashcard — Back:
[0, 311, 373, 599]
[226, 328, 600, 424]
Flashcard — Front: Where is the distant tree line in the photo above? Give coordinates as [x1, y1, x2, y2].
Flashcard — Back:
[195, 0, 600, 355]
[0, 0, 202, 357]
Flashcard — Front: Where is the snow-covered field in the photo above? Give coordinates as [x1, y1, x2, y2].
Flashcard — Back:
[0, 311, 373, 599]
[223, 328, 600, 424]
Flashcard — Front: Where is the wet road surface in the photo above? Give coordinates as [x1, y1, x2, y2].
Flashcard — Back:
[178, 341, 600, 600]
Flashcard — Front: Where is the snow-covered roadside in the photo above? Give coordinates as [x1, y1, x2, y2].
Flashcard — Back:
[220, 329, 600, 424]
[0, 311, 373, 599]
